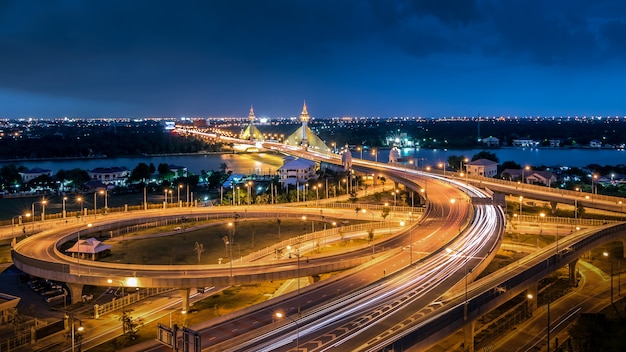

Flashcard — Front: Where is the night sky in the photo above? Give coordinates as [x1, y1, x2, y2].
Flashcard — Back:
[2, 0, 626, 119]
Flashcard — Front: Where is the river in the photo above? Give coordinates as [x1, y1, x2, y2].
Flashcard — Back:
[1, 147, 624, 175]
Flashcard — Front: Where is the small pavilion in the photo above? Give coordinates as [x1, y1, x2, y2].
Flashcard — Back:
[66, 237, 112, 260]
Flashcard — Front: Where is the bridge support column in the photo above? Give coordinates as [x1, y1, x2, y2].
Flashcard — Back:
[180, 288, 190, 312]
[569, 258, 579, 287]
[550, 201, 558, 214]
[527, 283, 538, 315]
[67, 283, 84, 304]
[621, 239, 626, 259]
[463, 320, 475, 352]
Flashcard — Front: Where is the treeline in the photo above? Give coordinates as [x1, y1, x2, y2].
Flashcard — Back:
[0, 123, 225, 160]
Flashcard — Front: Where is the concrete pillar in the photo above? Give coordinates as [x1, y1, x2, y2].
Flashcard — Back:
[180, 288, 190, 312]
[550, 201, 558, 214]
[621, 239, 626, 259]
[527, 283, 538, 315]
[463, 320, 475, 352]
[67, 283, 84, 304]
[569, 258, 579, 287]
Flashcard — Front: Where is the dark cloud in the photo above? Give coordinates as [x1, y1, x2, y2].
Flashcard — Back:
[0, 0, 625, 117]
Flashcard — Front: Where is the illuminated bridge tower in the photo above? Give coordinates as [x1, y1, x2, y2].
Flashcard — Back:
[284, 101, 330, 153]
[240, 105, 264, 141]
[299, 101, 310, 148]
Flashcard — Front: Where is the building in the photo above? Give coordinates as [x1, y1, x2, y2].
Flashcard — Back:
[525, 170, 557, 187]
[480, 136, 500, 147]
[278, 156, 317, 186]
[388, 146, 400, 163]
[512, 139, 539, 148]
[19, 167, 52, 182]
[88, 167, 129, 186]
[589, 139, 602, 148]
[466, 159, 498, 178]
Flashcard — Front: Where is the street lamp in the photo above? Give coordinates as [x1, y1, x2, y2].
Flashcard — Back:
[31, 199, 47, 222]
[77, 223, 93, 277]
[275, 312, 299, 349]
[286, 244, 301, 316]
[519, 196, 523, 223]
[445, 246, 475, 343]
[391, 190, 397, 207]
[178, 184, 183, 207]
[11, 215, 23, 238]
[62, 196, 68, 218]
[372, 149, 378, 163]
[70, 316, 84, 352]
[603, 251, 614, 304]
[107, 277, 138, 334]
[246, 181, 253, 205]
[438, 162, 446, 177]
[77, 197, 83, 220]
[227, 222, 235, 278]
[522, 165, 530, 183]
[539, 212, 545, 235]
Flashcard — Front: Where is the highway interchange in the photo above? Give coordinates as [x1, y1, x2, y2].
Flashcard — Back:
[10, 130, 626, 351]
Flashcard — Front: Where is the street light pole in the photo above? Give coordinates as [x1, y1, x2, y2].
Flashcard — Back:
[603, 251, 614, 304]
[275, 312, 299, 349]
[62, 197, 67, 218]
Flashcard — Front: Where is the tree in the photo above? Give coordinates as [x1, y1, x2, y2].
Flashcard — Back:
[129, 163, 152, 182]
[447, 155, 466, 171]
[194, 241, 204, 264]
[471, 151, 499, 163]
[120, 309, 143, 340]
[381, 207, 390, 222]
[367, 229, 374, 242]
[55, 168, 90, 191]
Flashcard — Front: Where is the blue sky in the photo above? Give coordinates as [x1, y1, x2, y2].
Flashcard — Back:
[2, 0, 626, 118]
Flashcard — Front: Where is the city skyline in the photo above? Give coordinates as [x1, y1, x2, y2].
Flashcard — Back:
[2, 1, 626, 118]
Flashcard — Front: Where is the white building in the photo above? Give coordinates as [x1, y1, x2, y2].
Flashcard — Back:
[19, 167, 52, 182]
[278, 157, 317, 186]
[388, 146, 400, 163]
[466, 159, 498, 178]
[88, 167, 129, 186]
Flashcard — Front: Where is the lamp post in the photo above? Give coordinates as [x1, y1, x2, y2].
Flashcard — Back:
[372, 149, 377, 163]
[519, 196, 523, 224]
[70, 316, 84, 352]
[25, 213, 32, 234]
[438, 162, 446, 177]
[77, 223, 92, 276]
[178, 184, 183, 207]
[31, 199, 47, 232]
[246, 181, 253, 205]
[62, 197, 67, 218]
[391, 190, 397, 207]
[286, 244, 301, 316]
[227, 222, 235, 277]
[539, 212, 545, 235]
[603, 251, 614, 304]
[101, 189, 107, 213]
[107, 277, 138, 335]
[445, 247, 471, 323]
[522, 165, 530, 184]
[408, 212, 414, 264]
[11, 215, 23, 238]
[93, 192, 98, 219]
[275, 312, 299, 349]
[77, 197, 83, 220]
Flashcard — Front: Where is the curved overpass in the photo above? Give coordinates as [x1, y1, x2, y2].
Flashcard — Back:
[11, 208, 395, 289]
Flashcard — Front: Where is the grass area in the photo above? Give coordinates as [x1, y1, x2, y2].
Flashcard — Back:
[89, 281, 287, 352]
[94, 219, 332, 265]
